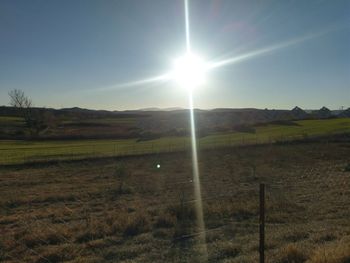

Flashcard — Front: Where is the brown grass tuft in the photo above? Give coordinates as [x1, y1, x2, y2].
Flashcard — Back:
[307, 241, 350, 263]
[276, 243, 308, 263]
[154, 212, 176, 228]
[209, 241, 241, 261]
[123, 213, 150, 237]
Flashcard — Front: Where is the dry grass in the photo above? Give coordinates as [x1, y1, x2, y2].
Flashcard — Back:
[0, 141, 349, 262]
[308, 240, 350, 263]
[275, 243, 308, 263]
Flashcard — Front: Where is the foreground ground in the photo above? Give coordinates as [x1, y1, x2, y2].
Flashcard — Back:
[0, 140, 349, 262]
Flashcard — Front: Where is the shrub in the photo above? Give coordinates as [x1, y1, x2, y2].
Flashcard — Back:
[167, 203, 196, 222]
[344, 163, 350, 172]
[271, 120, 300, 126]
[152, 229, 171, 239]
[234, 125, 256, 134]
[210, 242, 240, 260]
[308, 241, 350, 263]
[312, 232, 337, 244]
[35, 244, 75, 263]
[168, 194, 196, 241]
[76, 224, 106, 243]
[0, 241, 5, 261]
[123, 213, 149, 237]
[137, 132, 160, 141]
[154, 213, 176, 228]
[21, 231, 66, 248]
[114, 163, 128, 194]
[283, 231, 309, 243]
[276, 244, 308, 263]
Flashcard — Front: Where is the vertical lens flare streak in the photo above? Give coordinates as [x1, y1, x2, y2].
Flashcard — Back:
[189, 92, 207, 257]
[184, 0, 207, 258]
[185, 0, 191, 52]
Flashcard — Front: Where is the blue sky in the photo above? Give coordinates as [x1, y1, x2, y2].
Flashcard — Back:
[0, 0, 349, 110]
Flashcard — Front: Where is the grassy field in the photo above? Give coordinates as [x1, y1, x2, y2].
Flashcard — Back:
[0, 141, 349, 262]
[1, 118, 350, 165]
[62, 117, 137, 126]
[0, 116, 25, 127]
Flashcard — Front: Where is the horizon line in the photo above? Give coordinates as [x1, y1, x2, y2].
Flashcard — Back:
[0, 105, 348, 112]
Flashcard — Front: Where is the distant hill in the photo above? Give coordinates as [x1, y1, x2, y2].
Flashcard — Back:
[137, 107, 184, 111]
[1, 105, 349, 140]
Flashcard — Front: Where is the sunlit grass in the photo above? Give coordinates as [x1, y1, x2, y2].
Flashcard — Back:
[1, 118, 350, 165]
[0, 116, 25, 126]
[1, 142, 349, 262]
[62, 117, 136, 125]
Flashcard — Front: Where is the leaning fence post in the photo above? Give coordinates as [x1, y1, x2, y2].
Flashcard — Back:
[259, 183, 265, 263]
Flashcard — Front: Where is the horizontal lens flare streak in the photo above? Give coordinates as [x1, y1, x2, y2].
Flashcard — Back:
[89, 73, 171, 92]
[112, 73, 171, 88]
[89, 25, 345, 92]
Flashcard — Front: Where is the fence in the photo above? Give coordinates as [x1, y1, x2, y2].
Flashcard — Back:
[2, 146, 349, 262]
[1, 131, 345, 166]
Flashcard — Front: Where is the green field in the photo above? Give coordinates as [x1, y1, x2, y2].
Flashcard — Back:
[1, 118, 350, 165]
[0, 116, 25, 127]
[62, 117, 137, 126]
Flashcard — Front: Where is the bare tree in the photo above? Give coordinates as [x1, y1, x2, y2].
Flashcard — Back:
[9, 89, 32, 109]
[8, 89, 49, 136]
[8, 89, 33, 125]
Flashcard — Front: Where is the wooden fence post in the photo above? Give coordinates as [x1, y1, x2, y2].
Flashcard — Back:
[259, 183, 265, 263]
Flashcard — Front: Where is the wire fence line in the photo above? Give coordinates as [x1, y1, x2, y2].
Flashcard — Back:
[2, 133, 349, 261]
[3, 164, 348, 262]
[1, 131, 346, 166]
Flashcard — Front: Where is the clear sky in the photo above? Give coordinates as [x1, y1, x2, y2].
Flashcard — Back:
[0, 0, 349, 110]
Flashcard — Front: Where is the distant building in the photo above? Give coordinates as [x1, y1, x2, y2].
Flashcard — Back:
[291, 106, 307, 119]
[316, 106, 332, 119]
[339, 108, 350, 118]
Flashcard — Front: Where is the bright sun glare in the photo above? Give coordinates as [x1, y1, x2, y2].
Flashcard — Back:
[171, 52, 206, 90]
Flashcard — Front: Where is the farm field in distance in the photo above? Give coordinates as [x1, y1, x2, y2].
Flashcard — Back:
[1, 118, 350, 165]
[0, 140, 349, 262]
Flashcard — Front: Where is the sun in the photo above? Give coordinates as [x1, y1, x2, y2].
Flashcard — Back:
[171, 52, 206, 90]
